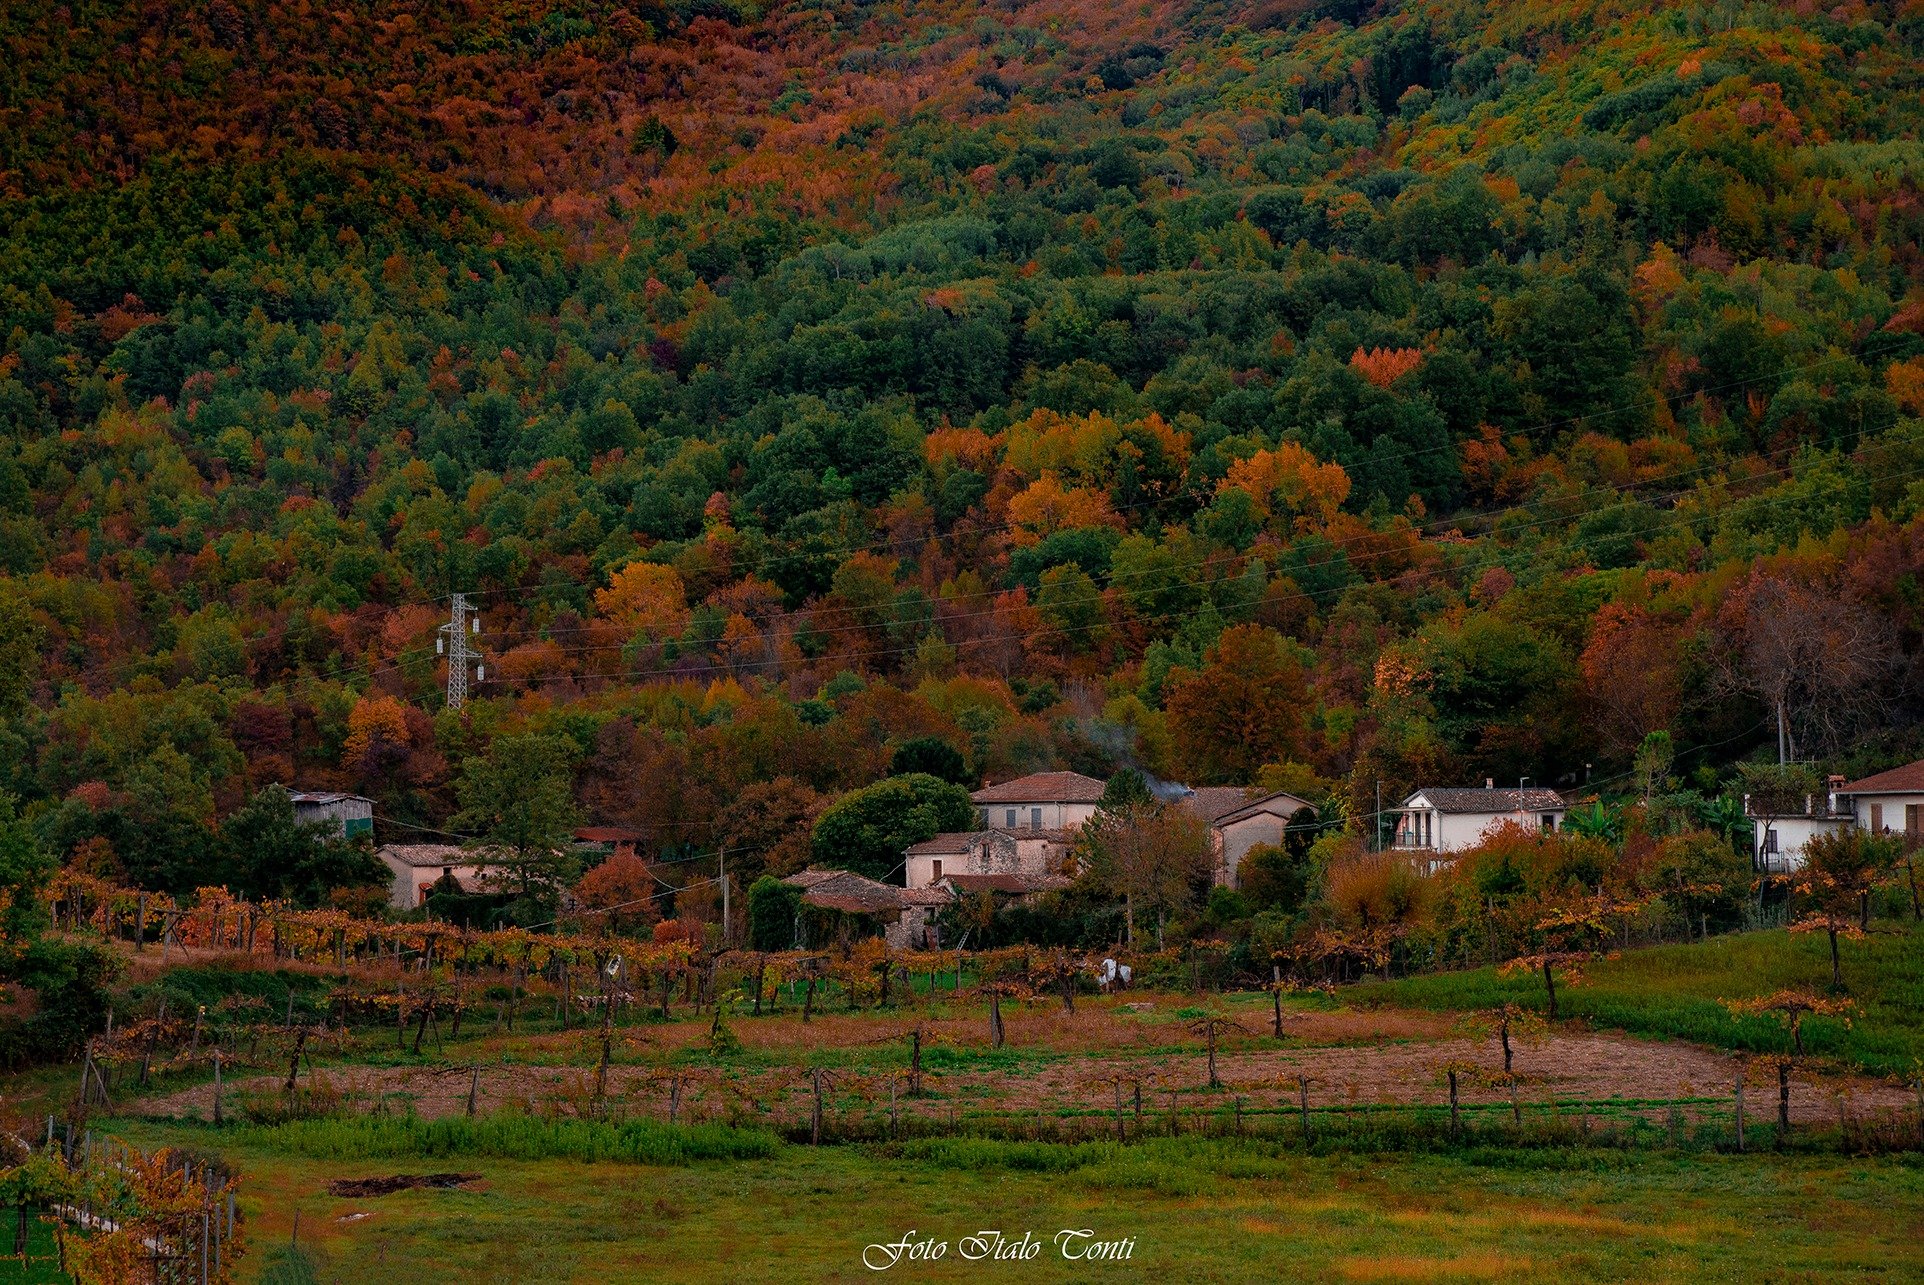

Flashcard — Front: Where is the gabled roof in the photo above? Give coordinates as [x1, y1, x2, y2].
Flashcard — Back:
[1405, 787, 1567, 814]
[377, 843, 480, 869]
[899, 886, 956, 907]
[783, 868, 846, 889]
[984, 826, 1076, 842]
[782, 868, 906, 914]
[905, 832, 977, 856]
[1216, 790, 1315, 827]
[937, 871, 1072, 895]
[574, 826, 643, 844]
[1840, 760, 1924, 795]
[970, 771, 1107, 804]
[1179, 786, 1259, 821]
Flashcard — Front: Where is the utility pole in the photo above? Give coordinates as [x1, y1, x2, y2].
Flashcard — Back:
[437, 593, 484, 710]
[719, 847, 730, 946]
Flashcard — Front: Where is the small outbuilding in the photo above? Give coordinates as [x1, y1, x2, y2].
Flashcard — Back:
[284, 788, 374, 840]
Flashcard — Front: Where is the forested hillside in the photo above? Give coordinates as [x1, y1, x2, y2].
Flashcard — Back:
[5, 0, 1924, 896]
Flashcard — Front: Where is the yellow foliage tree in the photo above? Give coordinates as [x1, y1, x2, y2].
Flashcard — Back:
[1886, 356, 1924, 417]
[1005, 474, 1121, 546]
[1219, 443, 1351, 532]
[596, 560, 689, 637]
[342, 694, 412, 771]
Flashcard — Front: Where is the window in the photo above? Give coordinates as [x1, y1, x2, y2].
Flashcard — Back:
[1031, 807, 1043, 829]
[1764, 829, 1779, 854]
[931, 860, 942, 881]
[1539, 813, 1556, 833]
[1005, 808, 1017, 827]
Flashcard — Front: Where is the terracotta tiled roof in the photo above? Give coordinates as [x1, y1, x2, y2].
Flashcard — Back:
[938, 872, 1072, 895]
[1216, 790, 1315, 826]
[783, 868, 907, 914]
[985, 826, 1076, 842]
[1840, 760, 1924, 794]
[905, 832, 977, 856]
[378, 844, 479, 868]
[1406, 787, 1566, 814]
[898, 887, 955, 907]
[574, 826, 643, 843]
[970, 771, 1107, 804]
[1179, 786, 1258, 820]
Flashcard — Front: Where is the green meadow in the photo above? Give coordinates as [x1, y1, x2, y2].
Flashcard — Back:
[93, 1122, 1924, 1284]
[1352, 923, 1924, 1076]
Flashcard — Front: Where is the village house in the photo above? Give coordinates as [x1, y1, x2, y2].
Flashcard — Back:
[374, 843, 496, 910]
[903, 827, 1074, 891]
[284, 788, 374, 840]
[1746, 759, 1924, 871]
[970, 771, 1106, 831]
[909, 773, 1320, 892]
[1179, 787, 1316, 889]
[1392, 783, 1567, 867]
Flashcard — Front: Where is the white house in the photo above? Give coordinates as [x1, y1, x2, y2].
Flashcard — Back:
[375, 843, 495, 910]
[1747, 760, 1924, 872]
[1392, 785, 1567, 864]
[970, 771, 1106, 831]
[1179, 787, 1316, 888]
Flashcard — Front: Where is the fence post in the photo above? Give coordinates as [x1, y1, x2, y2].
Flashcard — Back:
[1299, 1076, 1312, 1144]
[1734, 1078, 1745, 1153]
[212, 1052, 223, 1126]
[1777, 1062, 1791, 1144]
[1448, 1070, 1460, 1140]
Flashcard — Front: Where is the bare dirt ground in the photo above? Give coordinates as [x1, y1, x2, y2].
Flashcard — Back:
[135, 1001, 1915, 1128]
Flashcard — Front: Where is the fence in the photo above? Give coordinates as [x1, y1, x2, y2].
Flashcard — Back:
[3, 1121, 242, 1285]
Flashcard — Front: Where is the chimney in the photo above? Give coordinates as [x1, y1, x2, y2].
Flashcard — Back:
[1485, 778, 1494, 790]
[1827, 774, 1844, 815]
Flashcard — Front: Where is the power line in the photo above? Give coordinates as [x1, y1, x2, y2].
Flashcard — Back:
[459, 433, 1924, 690]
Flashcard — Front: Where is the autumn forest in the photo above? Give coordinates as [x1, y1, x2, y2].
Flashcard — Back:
[4, 0, 1924, 922]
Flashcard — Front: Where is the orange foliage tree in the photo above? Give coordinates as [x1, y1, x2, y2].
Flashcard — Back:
[1166, 625, 1308, 783]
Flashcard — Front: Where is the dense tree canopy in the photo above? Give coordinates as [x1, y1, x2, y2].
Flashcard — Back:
[5, 0, 1924, 917]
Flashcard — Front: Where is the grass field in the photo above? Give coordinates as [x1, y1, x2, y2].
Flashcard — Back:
[99, 1121, 1924, 1283]
[19, 924, 1924, 1281]
[1352, 923, 1924, 1076]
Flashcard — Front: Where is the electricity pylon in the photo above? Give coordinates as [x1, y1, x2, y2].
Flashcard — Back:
[437, 593, 484, 709]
